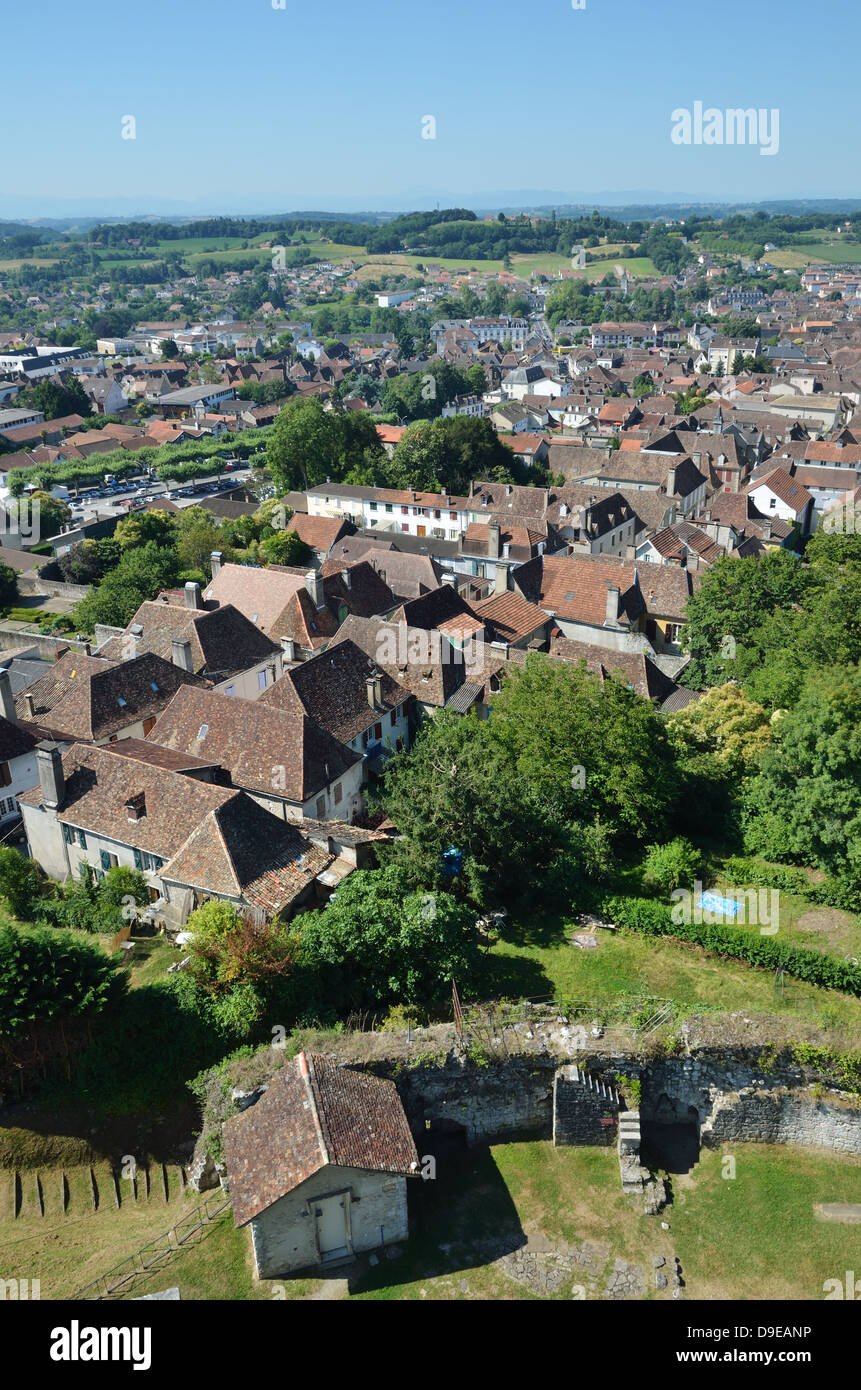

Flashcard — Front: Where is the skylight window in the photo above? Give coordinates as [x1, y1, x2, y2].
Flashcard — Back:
[150, 682, 159, 693]
[198, 724, 209, 740]
[117, 696, 127, 707]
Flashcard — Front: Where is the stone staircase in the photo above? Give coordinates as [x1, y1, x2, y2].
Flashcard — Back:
[566, 1064, 620, 1106]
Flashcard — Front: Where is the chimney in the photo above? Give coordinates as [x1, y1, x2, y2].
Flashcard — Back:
[23, 692, 36, 720]
[366, 674, 378, 709]
[374, 673, 383, 707]
[280, 636, 296, 662]
[184, 581, 203, 610]
[762, 519, 772, 540]
[341, 567, 351, 590]
[605, 583, 620, 626]
[666, 465, 677, 497]
[82, 641, 92, 657]
[0, 668, 16, 724]
[210, 551, 223, 578]
[36, 741, 64, 810]
[171, 638, 194, 672]
[493, 562, 508, 596]
[488, 523, 501, 559]
[305, 569, 324, 609]
[125, 792, 146, 823]
[442, 574, 456, 588]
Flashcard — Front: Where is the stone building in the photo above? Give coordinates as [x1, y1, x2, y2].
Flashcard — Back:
[223, 1051, 419, 1277]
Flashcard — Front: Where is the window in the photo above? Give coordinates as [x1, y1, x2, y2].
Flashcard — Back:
[362, 730, 370, 748]
[434, 509, 441, 519]
[369, 501, 377, 511]
[142, 716, 156, 736]
[385, 502, 393, 513]
[316, 797, 325, 818]
[62, 823, 73, 845]
[225, 685, 235, 696]
[374, 722, 382, 740]
[390, 707, 398, 726]
[769, 497, 777, 509]
[401, 523, 409, 533]
[401, 505, 408, 515]
[258, 669, 268, 690]
[0, 762, 9, 787]
[133, 848, 143, 870]
[449, 511, 457, 520]
[100, 850, 118, 871]
[78, 829, 87, 849]
[333, 782, 342, 805]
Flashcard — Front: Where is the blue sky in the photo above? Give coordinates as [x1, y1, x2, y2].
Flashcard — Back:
[5, 0, 859, 215]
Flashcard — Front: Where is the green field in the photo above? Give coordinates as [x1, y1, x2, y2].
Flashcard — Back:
[485, 909, 861, 1044]
[766, 240, 861, 269]
[56, 1140, 861, 1301]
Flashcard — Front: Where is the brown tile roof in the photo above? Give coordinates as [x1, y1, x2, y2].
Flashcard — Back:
[471, 591, 549, 644]
[548, 638, 680, 703]
[746, 467, 813, 514]
[98, 601, 280, 680]
[164, 794, 330, 912]
[514, 552, 697, 626]
[286, 513, 352, 552]
[261, 639, 412, 744]
[13, 651, 210, 742]
[204, 562, 306, 634]
[224, 1051, 419, 1226]
[332, 614, 465, 708]
[17, 741, 330, 911]
[0, 715, 37, 761]
[148, 684, 360, 801]
[108, 736, 221, 775]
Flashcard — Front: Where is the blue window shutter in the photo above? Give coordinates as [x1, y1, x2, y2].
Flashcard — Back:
[78, 830, 87, 849]
[62, 823, 72, 844]
[100, 850, 110, 871]
[133, 849, 143, 870]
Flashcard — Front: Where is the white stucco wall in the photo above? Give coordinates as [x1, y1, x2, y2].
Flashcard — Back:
[248, 1164, 410, 1278]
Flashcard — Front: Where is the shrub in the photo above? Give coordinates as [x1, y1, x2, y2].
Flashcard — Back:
[643, 838, 703, 894]
[0, 848, 44, 918]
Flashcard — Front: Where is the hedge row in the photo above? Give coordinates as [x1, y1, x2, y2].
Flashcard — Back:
[599, 893, 861, 998]
[724, 856, 861, 914]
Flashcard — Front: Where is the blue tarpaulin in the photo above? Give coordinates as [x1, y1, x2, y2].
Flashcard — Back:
[699, 892, 743, 917]
[442, 846, 463, 879]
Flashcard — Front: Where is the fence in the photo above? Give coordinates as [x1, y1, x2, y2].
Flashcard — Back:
[73, 1192, 231, 1300]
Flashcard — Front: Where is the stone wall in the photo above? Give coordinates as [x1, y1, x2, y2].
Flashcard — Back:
[392, 1055, 557, 1146]
[642, 1054, 861, 1155]
[553, 1064, 620, 1146]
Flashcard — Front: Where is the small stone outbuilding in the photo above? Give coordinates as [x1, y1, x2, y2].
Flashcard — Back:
[223, 1051, 419, 1277]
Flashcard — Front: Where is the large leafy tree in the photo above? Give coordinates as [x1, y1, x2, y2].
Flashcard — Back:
[293, 866, 482, 1016]
[680, 550, 805, 690]
[266, 396, 384, 492]
[743, 664, 861, 877]
[489, 657, 678, 840]
[666, 682, 772, 777]
[74, 540, 180, 630]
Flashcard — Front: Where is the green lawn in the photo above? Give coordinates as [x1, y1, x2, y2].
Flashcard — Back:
[110, 1140, 861, 1301]
[669, 1144, 861, 1301]
[484, 912, 861, 1043]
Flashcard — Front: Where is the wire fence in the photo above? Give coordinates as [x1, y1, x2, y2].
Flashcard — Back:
[73, 1192, 231, 1301]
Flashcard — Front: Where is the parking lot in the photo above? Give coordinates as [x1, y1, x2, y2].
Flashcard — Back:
[66, 467, 252, 525]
